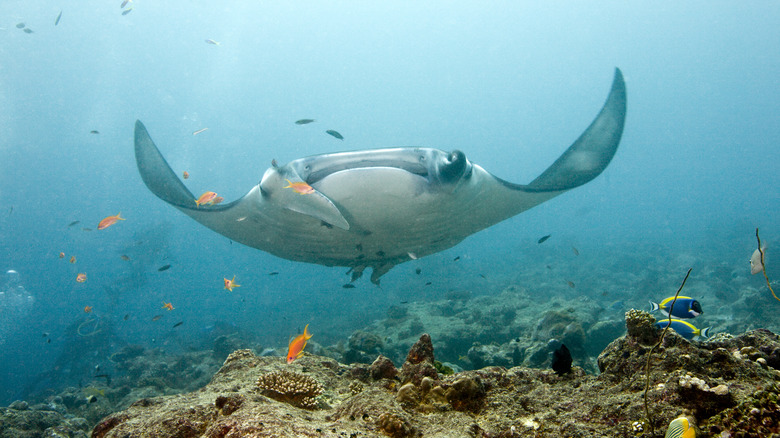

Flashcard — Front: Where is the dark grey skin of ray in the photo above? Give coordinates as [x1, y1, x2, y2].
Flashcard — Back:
[135, 68, 626, 284]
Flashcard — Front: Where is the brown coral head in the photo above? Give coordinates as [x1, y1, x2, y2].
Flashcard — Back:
[370, 355, 398, 380]
[405, 333, 434, 365]
[377, 412, 417, 438]
[256, 370, 323, 410]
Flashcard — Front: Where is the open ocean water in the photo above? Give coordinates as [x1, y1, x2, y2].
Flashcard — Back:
[1, 1, 778, 407]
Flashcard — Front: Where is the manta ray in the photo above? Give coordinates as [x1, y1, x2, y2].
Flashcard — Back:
[135, 68, 626, 284]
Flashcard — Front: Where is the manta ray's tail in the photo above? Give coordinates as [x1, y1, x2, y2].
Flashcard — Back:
[526, 68, 627, 191]
[134, 120, 198, 209]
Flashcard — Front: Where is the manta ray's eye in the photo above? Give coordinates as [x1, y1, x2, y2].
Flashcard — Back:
[437, 150, 468, 184]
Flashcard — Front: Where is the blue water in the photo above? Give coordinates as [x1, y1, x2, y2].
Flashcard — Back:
[1, 2, 778, 404]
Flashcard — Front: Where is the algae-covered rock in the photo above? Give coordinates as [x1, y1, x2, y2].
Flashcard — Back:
[399, 334, 438, 386]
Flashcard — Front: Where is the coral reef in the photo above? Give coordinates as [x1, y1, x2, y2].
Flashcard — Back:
[0, 402, 90, 438]
[87, 328, 780, 437]
[256, 370, 323, 409]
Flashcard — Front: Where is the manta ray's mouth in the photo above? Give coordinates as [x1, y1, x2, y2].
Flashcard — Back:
[303, 158, 430, 185]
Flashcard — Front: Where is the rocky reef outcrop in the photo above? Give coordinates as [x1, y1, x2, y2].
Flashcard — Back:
[89, 316, 780, 438]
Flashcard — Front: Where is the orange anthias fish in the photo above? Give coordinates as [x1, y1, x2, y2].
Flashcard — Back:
[76, 273, 87, 283]
[59, 252, 65, 259]
[224, 276, 240, 292]
[162, 302, 174, 311]
[212, 196, 224, 205]
[287, 324, 312, 364]
[195, 191, 218, 207]
[182, 171, 190, 180]
[69, 256, 76, 264]
[84, 306, 92, 313]
[284, 179, 315, 195]
[98, 213, 125, 230]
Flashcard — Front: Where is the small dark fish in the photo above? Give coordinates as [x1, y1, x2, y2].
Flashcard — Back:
[90, 130, 99, 134]
[157, 264, 171, 272]
[172, 321, 183, 328]
[537, 234, 551, 244]
[55, 10, 62, 26]
[566, 281, 575, 289]
[268, 271, 279, 276]
[204, 39, 220, 45]
[94, 374, 112, 385]
[68, 220, 80, 227]
[415, 268, 422, 275]
[120, 255, 130, 261]
[8, 206, 12, 216]
[400, 301, 408, 304]
[479, 274, 486, 279]
[151, 314, 163, 321]
[42, 332, 49, 337]
[16, 23, 25, 29]
[425, 281, 432, 286]
[325, 130, 343, 140]
[123, 314, 130, 321]
[551, 344, 572, 375]
[453, 256, 460, 261]
[295, 119, 315, 125]
[121, 8, 133, 15]
[82, 227, 92, 231]
[342, 284, 356, 289]
[23, 28, 34, 34]
[121, 0, 131, 7]
[47, 338, 51, 344]
[571, 246, 580, 256]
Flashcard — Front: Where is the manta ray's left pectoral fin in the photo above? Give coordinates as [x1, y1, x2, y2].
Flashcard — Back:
[282, 186, 350, 231]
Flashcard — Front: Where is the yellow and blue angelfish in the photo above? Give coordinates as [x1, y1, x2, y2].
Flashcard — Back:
[655, 319, 711, 340]
[650, 296, 702, 319]
[664, 416, 697, 438]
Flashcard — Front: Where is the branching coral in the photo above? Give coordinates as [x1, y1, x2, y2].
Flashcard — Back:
[256, 370, 323, 409]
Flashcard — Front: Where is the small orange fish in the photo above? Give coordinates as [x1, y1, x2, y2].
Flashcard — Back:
[224, 275, 240, 291]
[162, 302, 174, 311]
[284, 179, 314, 195]
[76, 273, 87, 282]
[69, 256, 76, 264]
[183, 171, 190, 179]
[120, 255, 130, 261]
[196, 191, 218, 207]
[212, 196, 224, 205]
[287, 324, 312, 364]
[59, 252, 65, 259]
[98, 213, 125, 230]
[84, 306, 92, 313]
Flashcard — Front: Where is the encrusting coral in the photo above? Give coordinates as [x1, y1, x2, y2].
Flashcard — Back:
[256, 369, 323, 409]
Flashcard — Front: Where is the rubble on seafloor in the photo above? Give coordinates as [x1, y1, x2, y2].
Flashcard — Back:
[77, 311, 780, 438]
